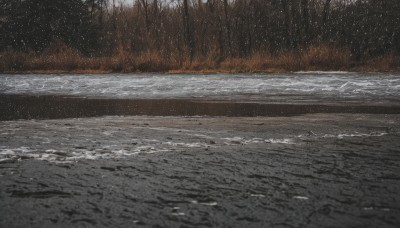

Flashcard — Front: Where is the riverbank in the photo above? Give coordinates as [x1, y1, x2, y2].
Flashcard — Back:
[1, 45, 400, 74]
[1, 72, 400, 227]
[1, 114, 400, 227]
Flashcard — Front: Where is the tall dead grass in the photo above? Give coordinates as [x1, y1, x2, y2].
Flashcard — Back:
[0, 43, 398, 73]
[175, 44, 355, 73]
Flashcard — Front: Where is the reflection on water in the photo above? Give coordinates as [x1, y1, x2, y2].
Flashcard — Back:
[1, 94, 400, 120]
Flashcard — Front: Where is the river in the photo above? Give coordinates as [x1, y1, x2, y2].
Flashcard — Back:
[0, 72, 400, 227]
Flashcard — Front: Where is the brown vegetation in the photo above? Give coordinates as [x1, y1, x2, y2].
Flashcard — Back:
[1, 0, 400, 73]
[1, 43, 398, 74]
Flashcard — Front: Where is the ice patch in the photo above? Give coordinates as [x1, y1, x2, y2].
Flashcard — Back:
[191, 200, 218, 206]
[363, 207, 391, 212]
[295, 131, 389, 141]
[0, 158, 13, 163]
[102, 131, 115, 136]
[221, 136, 298, 145]
[0, 149, 16, 155]
[293, 196, 309, 200]
[171, 212, 185, 216]
[0, 145, 171, 163]
[323, 132, 388, 139]
[250, 194, 266, 198]
[244, 138, 264, 144]
[265, 138, 295, 144]
[163, 142, 211, 148]
[222, 137, 268, 145]
[1, 73, 399, 101]
[0, 147, 36, 157]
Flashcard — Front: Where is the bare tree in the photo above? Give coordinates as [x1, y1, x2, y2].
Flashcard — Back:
[183, 0, 195, 61]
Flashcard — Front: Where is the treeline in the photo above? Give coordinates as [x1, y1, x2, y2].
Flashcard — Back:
[1, 0, 400, 72]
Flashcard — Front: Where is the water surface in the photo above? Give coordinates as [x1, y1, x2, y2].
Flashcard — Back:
[1, 72, 400, 228]
[1, 72, 400, 104]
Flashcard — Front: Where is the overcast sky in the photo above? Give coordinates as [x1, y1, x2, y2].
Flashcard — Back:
[119, 0, 133, 6]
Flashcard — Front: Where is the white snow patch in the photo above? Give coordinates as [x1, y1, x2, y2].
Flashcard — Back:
[191, 200, 218, 206]
[293, 196, 309, 200]
[250, 194, 266, 198]
[265, 138, 295, 144]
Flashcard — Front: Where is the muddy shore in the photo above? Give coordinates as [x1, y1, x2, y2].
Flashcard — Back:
[1, 109, 400, 227]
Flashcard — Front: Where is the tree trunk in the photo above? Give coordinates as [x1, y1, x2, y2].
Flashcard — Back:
[223, 0, 232, 56]
[322, 0, 331, 40]
[183, 0, 194, 62]
[322, 0, 331, 25]
[140, 0, 149, 31]
[301, 0, 309, 39]
[281, 0, 292, 48]
[153, 0, 158, 15]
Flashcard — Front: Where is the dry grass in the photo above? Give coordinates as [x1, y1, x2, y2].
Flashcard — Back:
[301, 44, 352, 70]
[179, 44, 355, 73]
[357, 54, 400, 72]
[1, 43, 399, 74]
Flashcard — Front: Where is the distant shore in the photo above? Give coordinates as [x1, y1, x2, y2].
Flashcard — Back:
[2, 62, 399, 75]
[1, 46, 399, 74]
[3, 65, 400, 75]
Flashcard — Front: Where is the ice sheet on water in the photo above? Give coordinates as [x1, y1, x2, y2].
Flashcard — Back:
[1, 73, 399, 101]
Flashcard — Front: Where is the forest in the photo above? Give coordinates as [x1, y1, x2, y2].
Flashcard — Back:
[1, 0, 399, 73]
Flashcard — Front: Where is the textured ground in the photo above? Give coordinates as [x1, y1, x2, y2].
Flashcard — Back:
[1, 114, 400, 227]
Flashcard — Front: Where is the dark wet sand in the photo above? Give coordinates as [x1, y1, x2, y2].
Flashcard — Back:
[1, 94, 400, 120]
[1, 95, 400, 227]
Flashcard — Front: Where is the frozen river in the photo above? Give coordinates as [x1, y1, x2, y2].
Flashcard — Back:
[1, 72, 400, 104]
[1, 72, 400, 227]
